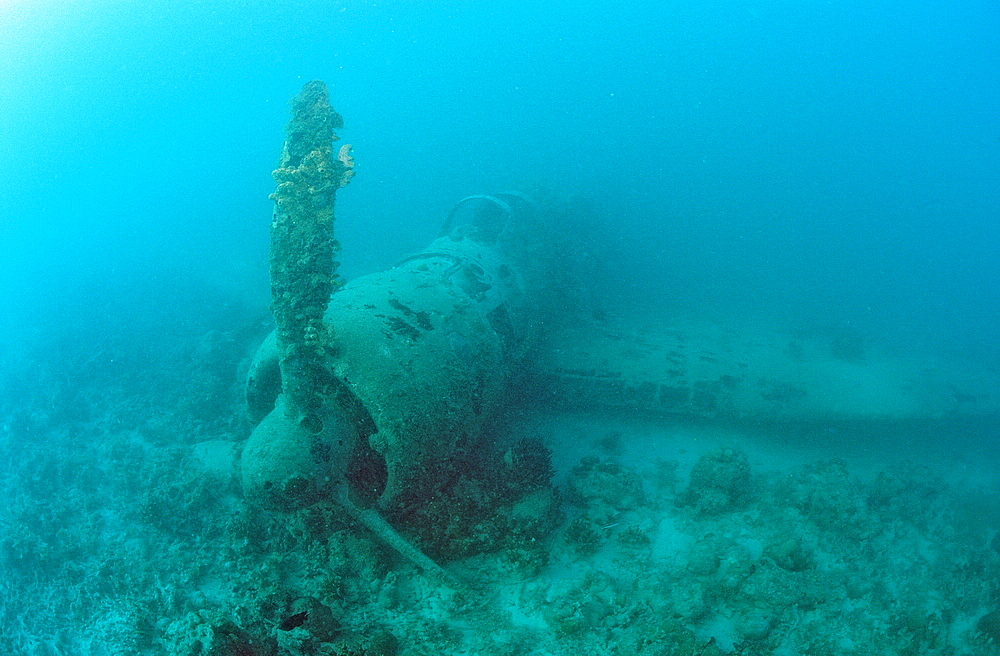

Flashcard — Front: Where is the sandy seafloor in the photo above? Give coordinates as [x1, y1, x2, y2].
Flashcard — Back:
[2, 314, 1000, 656]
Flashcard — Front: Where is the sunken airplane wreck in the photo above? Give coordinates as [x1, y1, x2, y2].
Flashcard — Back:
[240, 81, 1000, 581]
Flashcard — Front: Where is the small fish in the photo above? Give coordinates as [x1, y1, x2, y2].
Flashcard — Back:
[278, 611, 309, 631]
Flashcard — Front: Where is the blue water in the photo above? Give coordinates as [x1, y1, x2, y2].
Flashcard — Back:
[3, 0, 998, 353]
[2, 1, 999, 653]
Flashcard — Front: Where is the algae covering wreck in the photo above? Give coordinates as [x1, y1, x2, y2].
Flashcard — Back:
[241, 80, 572, 583]
[4, 81, 1000, 656]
